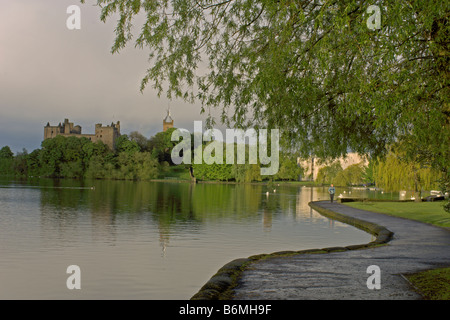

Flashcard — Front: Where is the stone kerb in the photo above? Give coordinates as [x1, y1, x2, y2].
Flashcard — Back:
[190, 201, 394, 300]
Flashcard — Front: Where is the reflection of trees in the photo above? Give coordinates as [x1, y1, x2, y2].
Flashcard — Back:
[39, 179, 90, 210]
[39, 180, 352, 252]
[158, 224, 170, 257]
[191, 184, 263, 220]
[262, 208, 272, 232]
[39, 179, 94, 245]
[39, 180, 268, 250]
[296, 187, 314, 217]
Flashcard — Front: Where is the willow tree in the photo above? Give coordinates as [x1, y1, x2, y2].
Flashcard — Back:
[374, 147, 443, 194]
[83, 1, 449, 198]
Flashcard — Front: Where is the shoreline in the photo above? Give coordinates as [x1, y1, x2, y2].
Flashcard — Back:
[190, 200, 394, 300]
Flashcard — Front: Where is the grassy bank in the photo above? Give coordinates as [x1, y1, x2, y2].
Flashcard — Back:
[343, 200, 450, 300]
[159, 166, 322, 186]
[343, 201, 450, 228]
[404, 267, 450, 300]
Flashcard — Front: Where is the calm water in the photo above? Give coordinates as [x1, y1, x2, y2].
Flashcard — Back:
[0, 179, 380, 299]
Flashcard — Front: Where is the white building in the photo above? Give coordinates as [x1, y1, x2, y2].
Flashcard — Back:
[298, 153, 368, 181]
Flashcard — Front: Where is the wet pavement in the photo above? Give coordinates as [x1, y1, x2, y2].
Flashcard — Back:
[231, 201, 450, 300]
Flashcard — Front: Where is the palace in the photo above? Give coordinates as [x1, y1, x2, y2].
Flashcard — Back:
[298, 153, 368, 181]
[44, 118, 121, 150]
[44, 111, 174, 150]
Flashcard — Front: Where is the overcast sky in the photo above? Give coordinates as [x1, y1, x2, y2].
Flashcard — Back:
[0, 0, 213, 153]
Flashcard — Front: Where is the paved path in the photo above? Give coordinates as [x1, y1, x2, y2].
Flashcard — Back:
[232, 201, 450, 300]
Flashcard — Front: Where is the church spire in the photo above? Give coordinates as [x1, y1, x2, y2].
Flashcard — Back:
[163, 104, 174, 132]
[164, 107, 172, 122]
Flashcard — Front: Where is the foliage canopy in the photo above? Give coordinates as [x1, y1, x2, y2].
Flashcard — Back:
[83, 0, 448, 166]
[77, 1, 450, 211]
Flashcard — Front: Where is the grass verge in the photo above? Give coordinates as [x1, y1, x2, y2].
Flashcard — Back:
[344, 200, 450, 300]
[343, 201, 450, 228]
[404, 268, 450, 300]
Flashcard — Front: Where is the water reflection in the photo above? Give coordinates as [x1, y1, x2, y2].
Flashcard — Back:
[35, 180, 387, 254]
[0, 179, 378, 299]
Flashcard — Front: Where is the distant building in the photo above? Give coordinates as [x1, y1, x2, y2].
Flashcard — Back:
[298, 153, 368, 181]
[163, 109, 174, 132]
[44, 118, 121, 150]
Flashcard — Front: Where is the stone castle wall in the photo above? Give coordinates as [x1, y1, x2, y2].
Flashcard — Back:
[44, 118, 120, 150]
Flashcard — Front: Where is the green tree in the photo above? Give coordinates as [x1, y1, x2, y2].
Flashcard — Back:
[134, 152, 159, 180]
[362, 158, 376, 185]
[232, 163, 261, 183]
[13, 149, 29, 176]
[38, 136, 94, 178]
[85, 155, 107, 179]
[60, 160, 84, 179]
[0, 146, 14, 159]
[83, 141, 114, 179]
[333, 163, 365, 187]
[115, 134, 141, 155]
[192, 142, 234, 181]
[274, 153, 303, 181]
[39, 136, 66, 177]
[111, 151, 159, 180]
[374, 148, 442, 195]
[229, 142, 262, 182]
[129, 131, 150, 151]
[0, 146, 14, 175]
[83, 140, 111, 160]
[26, 149, 41, 177]
[86, 1, 448, 155]
[316, 162, 343, 184]
[148, 128, 178, 164]
[84, 0, 449, 208]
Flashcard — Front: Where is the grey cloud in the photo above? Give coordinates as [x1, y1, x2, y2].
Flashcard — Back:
[0, 0, 209, 153]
